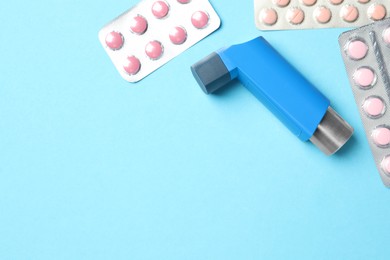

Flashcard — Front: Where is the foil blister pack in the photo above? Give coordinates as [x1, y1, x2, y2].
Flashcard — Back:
[339, 18, 390, 187]
[255, 0, 390, 31]
[99, 0, 221, 82]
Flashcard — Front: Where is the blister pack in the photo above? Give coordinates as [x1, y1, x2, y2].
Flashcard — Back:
[255, 0, 389, 31]
[99, 0, 221, 82]
[339, 18, 390, 187]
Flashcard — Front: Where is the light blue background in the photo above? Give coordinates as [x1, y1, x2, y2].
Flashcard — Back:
[1, 0, 389, 259]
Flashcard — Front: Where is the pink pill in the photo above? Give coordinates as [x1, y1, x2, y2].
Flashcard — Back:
[363, 97, 385, 118]
[272, 0, 290, 7]
[191, 11, 209, 29]
[346, 40, 368, 60]
[169, 26, 187, 45]
[383, 27, 390, 44]
[353, 67, 376, 88]
[314, 6, 332, 24]
[152, 1, 170, 19]
[130, 15, 148, 35]
[329, 0, 343, 5]
[340, 5, 359, 22]
[260, 8, 278, 25]
[286, 7, 305, 25]
[372, 127, 390, 147]
[123, 56, 141, 75]
[145, 41, 163, 60]
[301, 0, 317, 6]
[367, 4, 387, 21]
[381, 156, 390, 175]
[105, 31, 124, 50]
[177, 0, 190, 3]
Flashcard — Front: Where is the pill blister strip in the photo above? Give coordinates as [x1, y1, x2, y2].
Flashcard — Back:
[99, 0, 221, 82]
[339, 18, 390, 187]
[255, 0, 390, 31]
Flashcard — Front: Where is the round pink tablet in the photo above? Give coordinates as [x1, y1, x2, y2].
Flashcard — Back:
[130, 15, 148, 35]
[314, 6, 332, 24]
[145, 41, 163, 60]
[272, 0, 290, 7]
[191, 11, 209, 29]
[123, 56, 141, 75]
[329, 0, 343, 5]
[363, 97, 385, 118]
[346, 40, 368, 60]
[367, 4, 387, 21]
[381, 156, 390, 175]
[353, 67, 375, 88]
[260, 8, 278, 25]
[105, 31, 124, 50]
[286, 7, 305, 25]
[383, 27, 390, 44]
[301, 0, 317, 6]
[169, 26, 187, 45]
[152, 1, 170, 19]
[340, 5, 359, 22]
[177, 0, 190, 3]
[372, 127, 390, 147]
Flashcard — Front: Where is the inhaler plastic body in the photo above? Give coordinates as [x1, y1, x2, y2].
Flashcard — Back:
[191, 37, 353, 155]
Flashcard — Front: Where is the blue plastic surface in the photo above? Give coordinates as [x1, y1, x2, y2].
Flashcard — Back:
[217, 37, 330, 141]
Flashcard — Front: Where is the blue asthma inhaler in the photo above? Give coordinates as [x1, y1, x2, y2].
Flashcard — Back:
[191, 37, 353, 155]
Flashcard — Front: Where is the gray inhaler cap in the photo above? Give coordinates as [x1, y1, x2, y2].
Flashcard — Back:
[310, 107, 354, 155]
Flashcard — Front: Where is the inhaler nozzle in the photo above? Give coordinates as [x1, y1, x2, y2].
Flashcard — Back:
[310, 107, 354, 156]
